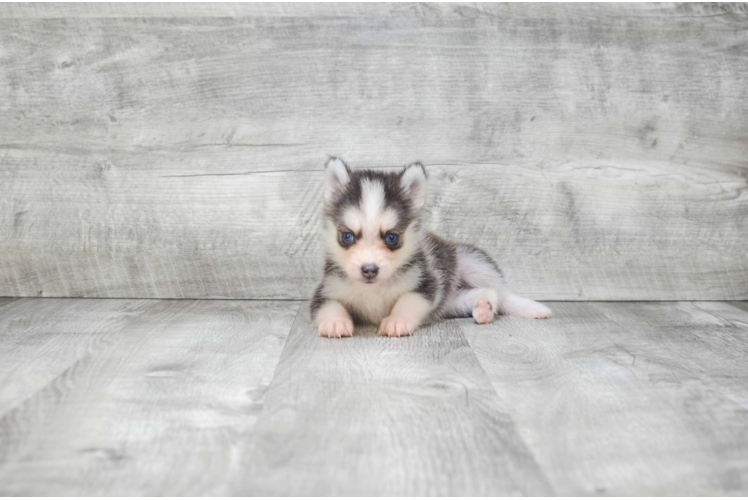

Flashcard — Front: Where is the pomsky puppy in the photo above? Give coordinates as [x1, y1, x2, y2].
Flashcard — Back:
[312, 158, 552, 338]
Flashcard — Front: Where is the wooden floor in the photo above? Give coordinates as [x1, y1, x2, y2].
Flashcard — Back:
[0, 298, 746, 495]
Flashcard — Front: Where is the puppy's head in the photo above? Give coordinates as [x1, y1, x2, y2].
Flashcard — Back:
[322, 157, 426, 285]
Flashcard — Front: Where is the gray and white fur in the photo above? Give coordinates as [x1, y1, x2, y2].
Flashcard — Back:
[311, 158, 552, 338]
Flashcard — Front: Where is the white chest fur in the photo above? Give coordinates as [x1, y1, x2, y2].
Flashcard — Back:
[324, 270, 420, 324]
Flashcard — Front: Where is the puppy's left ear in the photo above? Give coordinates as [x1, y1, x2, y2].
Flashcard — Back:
[400, 162, 427, 211]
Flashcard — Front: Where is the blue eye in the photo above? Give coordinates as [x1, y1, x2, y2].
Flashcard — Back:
[342, 232, 355, 243]
[385, 233, 399, 245]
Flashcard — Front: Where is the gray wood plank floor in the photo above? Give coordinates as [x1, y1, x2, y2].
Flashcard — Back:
[1, 299, 747, 495]
[0, 299, 299, 495]
[461, 301, 748, 495]
[230, 315, 551, 496]
[0, 298, 18, 309]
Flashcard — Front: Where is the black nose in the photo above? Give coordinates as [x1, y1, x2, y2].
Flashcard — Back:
[361, 264, 379, 279]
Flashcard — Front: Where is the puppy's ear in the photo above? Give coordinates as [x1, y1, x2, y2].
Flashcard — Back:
[323, 157, 351, 203]
[400, 162, 427, 211]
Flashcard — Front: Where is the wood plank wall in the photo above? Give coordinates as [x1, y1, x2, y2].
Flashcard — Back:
[1, 3, 746, 300]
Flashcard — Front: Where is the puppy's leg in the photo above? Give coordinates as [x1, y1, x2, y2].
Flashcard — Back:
[499, 293, 552, 319]
[443, 287, 499, 324]
[455, 243, 552, 320]
[315, 300, 354, 338]
[379, 292, 432, 337]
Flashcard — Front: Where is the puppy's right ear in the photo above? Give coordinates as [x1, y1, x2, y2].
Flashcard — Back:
[323, 157, 351, 203]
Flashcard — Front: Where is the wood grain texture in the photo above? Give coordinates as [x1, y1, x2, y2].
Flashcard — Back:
[1, 298, 747, 495]
[0, 2, 409, 18]
[0, 299, 299, 496]
[1, 2, 747, 19]
[229, 312, 552, 496]
[730, 301, 748, 313]
[461, 301, 748, 495]
[0, 298, 17, 309]
[1, 3, 747, 300]
[0, 298, 152, 417]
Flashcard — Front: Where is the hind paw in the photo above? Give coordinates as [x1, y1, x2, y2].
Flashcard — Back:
[472, 298, 495, 324]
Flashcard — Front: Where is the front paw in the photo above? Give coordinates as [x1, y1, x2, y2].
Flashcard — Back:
[318, 317, 354, 338]
[379, 316, 417, 337]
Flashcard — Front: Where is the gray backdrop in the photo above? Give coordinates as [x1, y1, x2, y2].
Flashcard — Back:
[1, 2, 746, 300]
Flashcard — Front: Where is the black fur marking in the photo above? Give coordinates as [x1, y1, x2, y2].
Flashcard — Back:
[395, 250, 425, 277]
[456, 277, 471, 291]
[422, 233, 459, 309]
[324, 259, 347, 279]
[311, 260, 347, 319]
[415, 268, 438, 302]
[310, 283, 326, 319]
[457, 243, 504, 278]
[326, 169, 415, 231]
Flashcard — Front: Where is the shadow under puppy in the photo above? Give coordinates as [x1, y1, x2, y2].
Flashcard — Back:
[312, 158, 552, 338]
